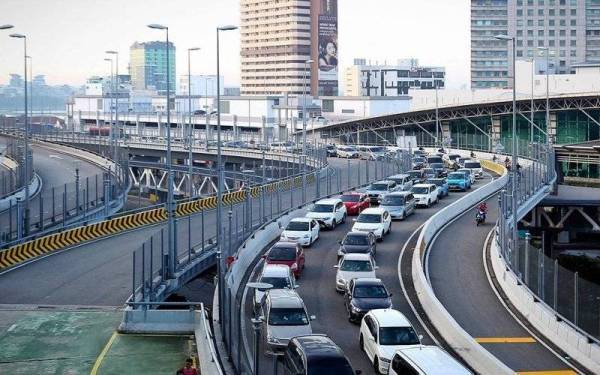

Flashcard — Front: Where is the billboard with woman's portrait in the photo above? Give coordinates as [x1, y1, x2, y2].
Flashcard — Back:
[317, 0, 338, 95]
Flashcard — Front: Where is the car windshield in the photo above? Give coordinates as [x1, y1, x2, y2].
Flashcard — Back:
[458, 169, 471, 175]
[381, 196, 405, 206]
[343, 235, 369, 246]
[368, 183, 389, 191]
[311, 204, 334, 213]
[389, 177, 407, 185]
[448, 172, 466, 180]
[428, 179, 446, 186]
[260, 276, 291, 289]
[286, 221, 309, 231]
[427, 157, 443, 164]
[370, 147, 385, 153]
[341, 194, 360, 203]
[307, 358, 355, 375]
[379, 326, 420, 346]
[267, 246, 296, 261]
[449, 154, 460, 160]
[465, 161, 481, 169]
[423, 169, 435, 174]
[459, 158, 469, 163]
[353, 285, 388, 298]
[268, 308, 309, 326]
[407, 171, 421, 178]
[413, 157, 425, 163]
[430, 163, 444, 169]
[412, 187, 429, 194]
[340, 259, 373, 272]
[357, 214, 381, 223]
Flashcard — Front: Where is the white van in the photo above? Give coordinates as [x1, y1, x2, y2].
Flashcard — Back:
[389, 345, 472, 375]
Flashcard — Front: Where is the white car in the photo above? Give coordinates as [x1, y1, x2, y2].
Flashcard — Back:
[463, 160, 484, 179]
[389, 345, 473, 375]
[305, 198, 347, 230]
[254, 264, 297, 309]
[352, 207, 392, 240]
[411, 184, 439, 208]
[334, 253, 378, 292]
[457, 168, 476, 185]
[280, 217, 320, 246]
[360, 309, 421, 374]
[337, 145, 359, 158]
[387, 174, 414, 192]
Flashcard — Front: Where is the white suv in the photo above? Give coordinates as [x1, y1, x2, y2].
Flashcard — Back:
[334, 253, 378, 292]
[306, 198, 347, 229]
[360, 309, 421, 374]
[463, 160, 484, 179]
[280, 218, 320, 246]
[389, 345, 472, 375]
[411, 184, 439, 208]
[352, 207, 392, 240]
[254, 264, 297, 309]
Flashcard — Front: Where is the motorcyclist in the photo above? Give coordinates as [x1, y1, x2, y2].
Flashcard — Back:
[504, 156, 511, 170]
[492, 155, 498, 163]
[470, 151, 476, 158]
[477, 202, 488, 223]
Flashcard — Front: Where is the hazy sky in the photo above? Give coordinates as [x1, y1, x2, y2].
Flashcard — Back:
[0, 0, 470, 89]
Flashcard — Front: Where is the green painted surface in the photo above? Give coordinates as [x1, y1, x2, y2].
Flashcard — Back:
[97, 334, 193, 375]
[0, 310, 121, 374]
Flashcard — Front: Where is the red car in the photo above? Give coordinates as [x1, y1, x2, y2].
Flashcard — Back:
[340, 192, 370, 215]
[263, 241, 305, 278]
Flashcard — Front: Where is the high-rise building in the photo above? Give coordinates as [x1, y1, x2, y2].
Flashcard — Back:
[240, 0, 338, 96]
[344, 59, 445, 96]
[129, 41, 176, 93]
[471, 0, 597, 89]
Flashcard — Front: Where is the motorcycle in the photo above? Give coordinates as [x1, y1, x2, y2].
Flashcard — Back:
[475, 210, 486, 226]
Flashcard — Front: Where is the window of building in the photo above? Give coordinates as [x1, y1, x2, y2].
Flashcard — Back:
[560, 20, 566, 26]
[549, 9, 555, 16]
[322, 99, 334, 113]
[528, 19, 534, 26]
[570, 50, 577, 57]
[549, 30, 555, 36]
[538, 0, 544, 4]
[570, 30, 576, 37]
[560, 40, 566, 46]
[538, 30, 544, 37]
[560, 29, 566, 36]
[570, 9, 576, 16]
[570, 19, 576, 26]
[549, 20, 555, 26]
[538, 9, 544, 16]
[517, 19, 524, 26]
[527, 9, 533, 16]
[527, 29, 534, 36]
[559, 9, 566, 16]
[517, 40, 523, 46]
[517, 9, 523, 16]
[517, 50, 524, 57]
[538, 40, 545, 46]
[517, 30, 523, 36]
[570, 40, 576, 46]
[528, 40, 534, 46]
[549, 40, 555, 46]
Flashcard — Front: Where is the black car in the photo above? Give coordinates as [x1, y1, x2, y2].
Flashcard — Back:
[326, 144, 337, 157]
[283, 335, 360, 375]
[344, 278, 392, 323]
[412, 157, 426, 170]
[429, 162, 447, 177]
[337, 232, 376, 259]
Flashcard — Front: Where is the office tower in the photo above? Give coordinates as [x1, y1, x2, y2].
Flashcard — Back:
[130, 41, 176, 93]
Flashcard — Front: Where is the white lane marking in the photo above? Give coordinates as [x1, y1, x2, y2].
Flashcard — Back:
[398, 222, 442, 347]
[482, 229, 585, 374]
[48, 155, 63, 160]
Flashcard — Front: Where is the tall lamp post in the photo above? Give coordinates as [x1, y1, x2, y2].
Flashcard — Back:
[302, 59, 314, 155]
[188, 47, 200, 197]
[26, 55, 32, 120]
[216, 24, 238, 328]
[106, 50, 119, 163]
[148, 23, 177, 278]
[538, 47, 552, 146]
[495, 34, 519, 271]
[6, 30, 31, 236]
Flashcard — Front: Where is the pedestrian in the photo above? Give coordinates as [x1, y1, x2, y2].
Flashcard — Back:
[176, 358, 199, 375]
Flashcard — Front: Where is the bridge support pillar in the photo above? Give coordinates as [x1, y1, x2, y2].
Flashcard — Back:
[549, 111, 557, 143]
[206, 115, 212, 143]
[96, 110, 100, 128]
[491, 116, 502, 149]
[158, 112, 163, 138]
[441, 121, 450, 145]
[262, 116, 267, 144]
[233, 114, 238, 142]
[136, 114, 141, 137]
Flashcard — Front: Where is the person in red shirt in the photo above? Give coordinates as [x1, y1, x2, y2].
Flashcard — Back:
[177, 358, 199, 375]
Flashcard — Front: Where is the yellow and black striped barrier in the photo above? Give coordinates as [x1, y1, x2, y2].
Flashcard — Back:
[0, 171, 321, 271]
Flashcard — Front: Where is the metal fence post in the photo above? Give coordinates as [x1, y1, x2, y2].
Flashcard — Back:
[553, 259, 558, 311]
[132, 250, 136, 304]
[574, 271, 579, 326]
[347, 157, 351, 189]
[228, 210, 233, 258]
[141, 243, 146, 302]
[188, 214, 192, 263]
[16, 198, 23, 240]
[201, 209, 205, 253]
[524, 232, 530, 285]
[75, 167, 80, 215]
[38, 196, 43, 231]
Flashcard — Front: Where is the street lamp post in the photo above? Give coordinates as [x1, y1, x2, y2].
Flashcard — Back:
[106, 51, 119, 164]
[188, 47, 200, 198]
[435, 80, 439, 148]
[26, 55, 32, 120]
[495, 34, 519, 273]
[216, 23, 238, 332]
[148, 23, 176, 278]
[7, 30, 30, 236]
[302, 59, 314, 155]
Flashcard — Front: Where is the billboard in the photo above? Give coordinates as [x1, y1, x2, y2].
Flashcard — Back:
[317, 0, 338, 96]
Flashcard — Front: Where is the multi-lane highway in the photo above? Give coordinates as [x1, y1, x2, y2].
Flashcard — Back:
[0, 157, 392, 306]
[242, 173, 495, 375]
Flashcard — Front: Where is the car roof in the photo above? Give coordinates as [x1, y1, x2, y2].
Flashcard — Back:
[427, 178, 445, 182]
[413, 183, 435, 188]
[262, 264, 291, 277]
[395, 345, 472, 374]
[371, 180, 394, 185]
[316, 198, 342, 205]
[341, 191, 364, 196]
[353, 278, 383, 286]
[360, 207, 386, 214]
[291, 217, 313, 223]
[342, 253, 372, 261]
[385, 191, 411, 197]
[272, 241, 298, 248]
[267, 289, 304, 308]
[369, 308, 412, 327]
[293, 335, 344, 357]
[388, 173, 410, 179]
[345, 231, 369, 237]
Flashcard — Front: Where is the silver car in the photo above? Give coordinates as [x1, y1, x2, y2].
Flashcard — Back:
[260, 289, 314, 353]
[379, 191, 416, 220]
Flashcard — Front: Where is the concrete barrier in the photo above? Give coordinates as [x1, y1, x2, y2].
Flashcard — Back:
[412, 165, 513, 374]
[490, 237, 600, 373]
[0, 172, 42, 212]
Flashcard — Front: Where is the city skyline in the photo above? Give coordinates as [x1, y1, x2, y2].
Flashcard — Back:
[0, 0, 470, 90]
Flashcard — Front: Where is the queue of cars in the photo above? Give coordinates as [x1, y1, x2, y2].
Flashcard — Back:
[253, 148, 476, 374]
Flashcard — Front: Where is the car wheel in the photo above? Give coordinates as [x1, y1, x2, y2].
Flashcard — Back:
[387, 224, 391, 234]
[360, 334, 365, 352]
[427, 199, 431, 208]
[347, 307, 353, 322]
[400, 212, 405, 220]
[341, 213, 347, 224]
[374, 357, 381, 375]
[330, 220, 336, 230]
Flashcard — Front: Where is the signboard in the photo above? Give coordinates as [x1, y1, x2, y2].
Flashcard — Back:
[317, 0, 338, 96]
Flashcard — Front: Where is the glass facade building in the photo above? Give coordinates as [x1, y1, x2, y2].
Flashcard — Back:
[130, 41, 176, 93]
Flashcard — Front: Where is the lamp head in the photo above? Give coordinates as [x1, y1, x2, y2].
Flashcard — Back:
[105, 50, 118, 55]
[188, 47, 201, 51]
[104, 58, 112, 62]
[218, 25, 238, 31]
[0, 24, 14, 30]
[147, 24, 167, 30]
[9, 33, 25, 39]
[494, 34, 513, 41]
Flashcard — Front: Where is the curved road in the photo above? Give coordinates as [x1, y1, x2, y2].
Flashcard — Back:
[243, 174, 494, 375]
[428, 192, 580, 373]
[0, 157, 396, 306]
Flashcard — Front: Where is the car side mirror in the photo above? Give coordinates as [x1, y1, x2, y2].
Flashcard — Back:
[352, 218, 357, 222]
[310, 315, 316, 321]
[388, 293, 393, 297]
[339, 240, 343, 245]
[294, 284, 300, 289]
[375, 266, 380, 270]
[333, 265, 339, 268]
[418, 334, 424, 341]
